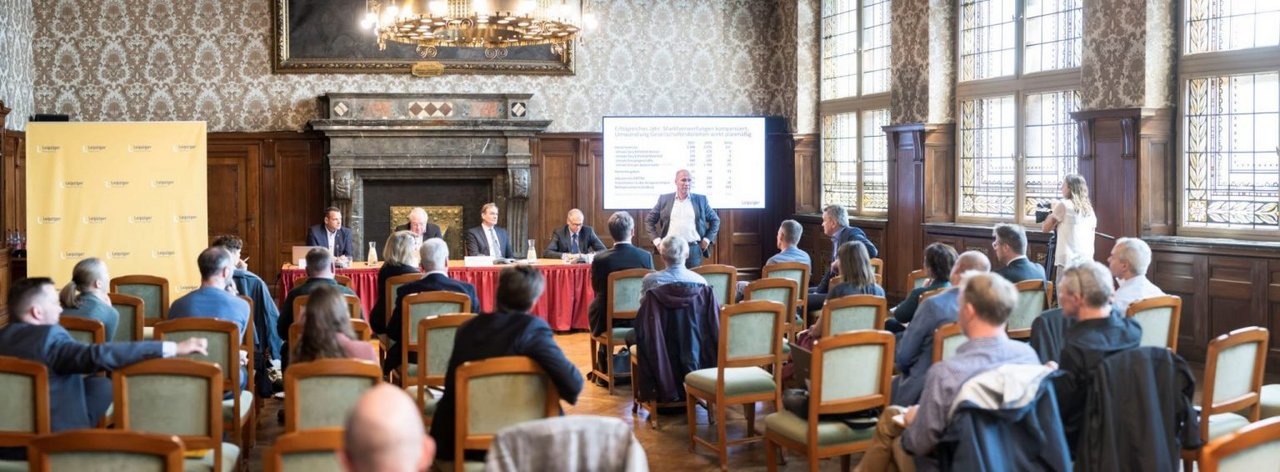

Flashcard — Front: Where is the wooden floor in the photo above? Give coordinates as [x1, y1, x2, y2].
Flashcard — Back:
[248, 332, 856, 471]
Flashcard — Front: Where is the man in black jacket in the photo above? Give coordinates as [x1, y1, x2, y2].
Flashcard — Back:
[544, 208, 606, 259]
[428, 264, 583, 463]
[395, 207, 444, 241]
[992, 223, 1046, 283]
[808, 204, 878, 311]
[589, 211, 655, 338]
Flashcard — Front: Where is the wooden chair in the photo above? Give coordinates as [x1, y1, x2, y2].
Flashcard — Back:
[931, 322, 967, 363]
[108, 293, 146, 342]
[59, 316, 105, 344]
[870, 258, 884, 286]
[284, 359, 381, 433]
[589, 268, 650, 394]
[265, 428, 345, 472]
[113, 359, 235, 472]
[692, 264, 738, 307]
[744, 278, 799, 341]
[1198, 416, 1280, 472]
[399, 292, 472, 387]
[763, 330, 895, 471]
[906, 269, 930, 291]
[447, 356, 560, 472]
[153, 318, 255, 452]
[1183, 327, 1269, 472]
[384, 272, 425, 330]
[826, 275, 843, 293]
[408, 314, 476, 426]
[684, 300, 786, 469]
[110, 275, 169, 327]
[28, 430, 184, 472]
[917, 286, 947, 307]
[292, 294, 363, 322]
[295, 275, 354, 291]
[0, 356, 50, 471]
[762, 262, 810, 324]
[1125, 295, 1183, 351]
[820, 295, 887, 338]
[238, 294, 258, 417]
[1008, 280, 1052, 339]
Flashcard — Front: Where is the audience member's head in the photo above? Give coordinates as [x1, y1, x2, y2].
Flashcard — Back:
[1057, 261, 1114, 320]
[407, 207, 428, 234]
[324, 206, 343, 232]
[384, 230, 420, 268]
[305, 248, 335, 278]
[924, 242, 959, 282]
[480, 203, 499, 227]
[607, 211, 635, 242]
[991, 223, 1028, 263]
[956, 272, 1019, 336]
[198, 247, 235, 283]
[419, 238, 449, 273]
[659, 235, 689, 267]
[821, 204, 850, 236]
[1108, 237, 1151, 280]
[567, 209, 585, 232]
[293, 284, 356, 364]
[8, 277, 61, 325]
[341, 384, 435, 472]
[674, 169, 693, 198]
[777, 219, 802, 249]
[1062, 174, 1094, 217]
[950, 250, 992, 284]
[837, 241, 876, 289]
[59, 257, 108, 308]
[495, 264, 545, 313]
[211, 234, 244, 259]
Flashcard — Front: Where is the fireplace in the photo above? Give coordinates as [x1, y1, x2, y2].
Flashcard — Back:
[310, 93, 551, 259]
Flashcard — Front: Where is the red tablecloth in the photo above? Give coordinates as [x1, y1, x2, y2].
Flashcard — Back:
[279, 260, 594, 331]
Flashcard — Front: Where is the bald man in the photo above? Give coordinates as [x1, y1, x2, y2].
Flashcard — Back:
[645, 169, 720, 268]
[544, 209, 606, 259]
[341, 384, 435, 472]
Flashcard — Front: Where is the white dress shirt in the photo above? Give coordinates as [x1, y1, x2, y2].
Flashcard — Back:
[326, 228, 337, 254]
[1112, 275, 1165, 315]
[668, 197, 700, 242]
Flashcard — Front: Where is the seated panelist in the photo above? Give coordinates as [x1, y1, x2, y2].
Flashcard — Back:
[306, 206, 354, 261]
[396, 207, 443, 242]
[463, 202, 514, 259]
[544, 208, 606, 260]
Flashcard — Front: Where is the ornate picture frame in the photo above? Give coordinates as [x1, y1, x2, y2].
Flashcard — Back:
[272, 0, 575, 75]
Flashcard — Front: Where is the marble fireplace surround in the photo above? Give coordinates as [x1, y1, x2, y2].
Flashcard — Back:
[310, 93, 551, 259]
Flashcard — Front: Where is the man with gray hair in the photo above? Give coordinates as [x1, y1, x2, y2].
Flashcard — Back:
[342, 384, 436, 472]
[810, 204, 879, 311]
[1053, 260, 1142, 454]
[588, 211, 655, 377]
[1107, 237, 1164, 314]
[992, 223, 1046, 283]
[641, 235, 708, 294]
[387, 239, 480, 373]
[544, 208, 607, 259]
[737, 220, 812, 301]
[395, 207, 443, 241]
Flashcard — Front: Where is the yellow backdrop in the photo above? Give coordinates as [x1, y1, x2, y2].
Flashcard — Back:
[26, 122, 208, 301]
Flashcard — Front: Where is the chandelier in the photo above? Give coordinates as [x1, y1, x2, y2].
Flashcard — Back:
[362, 0, 584, 58]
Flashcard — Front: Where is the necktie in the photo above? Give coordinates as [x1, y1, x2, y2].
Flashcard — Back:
[570, 233, 579, 254]
[489, 228, 500, 258]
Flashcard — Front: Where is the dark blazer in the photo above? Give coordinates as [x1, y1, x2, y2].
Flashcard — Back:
[644, 193, 720, 252]
[369, 263, 421, 334]
[544, 225, 607, 259]
[995, 257, 1048, 283]
[0, 322, 163, 432]
[305, 224, 354, 258]
[812, 225, 879, 293]
[588, 243, 655, 336]
[429, 312, 583, 462]
[464, 225, 514, 259]
[395, 222, 443, 240]
[388, 273, 480, 344]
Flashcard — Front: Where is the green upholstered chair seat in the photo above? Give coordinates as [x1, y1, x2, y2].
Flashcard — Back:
[609, 327, 633, 342]
[221, 390, 253, 424]
[764, 410, 874, 446]
[1218, 437, 1280, 471]
[1260, 384, 1280, 419]
[275, 450, 343, 471]
[407, 362, 419, 378]
[432, 460, 485, 472]
[181, 442, 240, 472]
[685, 367, 775, 397]
[47, 451, 168, 471]
[0, 460, 26, 471]
[1207, 412, 1252, 441]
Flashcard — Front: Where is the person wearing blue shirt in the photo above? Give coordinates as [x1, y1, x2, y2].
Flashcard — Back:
[58, 257, 118, 341]
[168, 247, 250, 337]
[737, 219, 813, 301]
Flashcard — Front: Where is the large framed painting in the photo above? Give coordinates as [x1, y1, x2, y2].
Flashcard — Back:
[272, 0, 575, 75]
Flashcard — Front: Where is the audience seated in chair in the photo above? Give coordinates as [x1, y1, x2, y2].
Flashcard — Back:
[857, 272, 1045, 472]
[736, 219, 811, 301]
[168, 247, 250, 338]
[0, 278, 208, 460]
[214, 234, 284, 397]
[641, 235, 708, 294]
[889, 243, 958, 333]
[808, 204, 879, 313]
[387, 238, 480, 374]
[59, 257, 119, 341]
[280, 248, 358, 370]
[892, 251, 991, 405]
[991, 223, 1047, 283]
[633, 237, 719, 405]
[1107, 237, 1165, 315]
[428, 264, 583, 463]
[796, 240, 885, 349]
[370, 230, 422, 334]
[293, 284, 378, 365]
[342, 384, 436, 472]
[589, 211, 655, 373]
[1051, 261, 1142, 456]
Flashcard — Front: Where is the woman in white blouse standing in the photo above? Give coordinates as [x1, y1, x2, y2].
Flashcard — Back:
[1042, 174, 1097, 275]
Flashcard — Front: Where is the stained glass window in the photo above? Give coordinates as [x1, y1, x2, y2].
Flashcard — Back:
[822, 0, 859, 100]
[861, 109, 891, 211]
[959, 95, 1017, 218]
[960, 0, 1017, 81]
[822, 112, 859, 209]
[861, 0, 892, 94]
[1186, 0, 1280, 55]
[1183, 72, 1280, 229]
[1024, 90, 1080, 218]
[1023, 0, 1082, 74]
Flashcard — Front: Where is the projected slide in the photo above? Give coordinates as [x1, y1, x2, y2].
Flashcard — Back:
[602, 116, 766, 209]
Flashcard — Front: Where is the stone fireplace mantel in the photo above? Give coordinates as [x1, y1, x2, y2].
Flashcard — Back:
[310, 93, 551, 259]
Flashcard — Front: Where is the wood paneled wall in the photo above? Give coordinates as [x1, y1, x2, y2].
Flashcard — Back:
[0, 102, 20, 323]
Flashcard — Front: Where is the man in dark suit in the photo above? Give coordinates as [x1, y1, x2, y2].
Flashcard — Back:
[809, 204, 879, 311]
[395, 207, 444, 241]
[544, 208, 606, 259]
[306, 206, 354, 261]
[428, 264, 583, 463]
[644, 169, 720, 268]
[463, 202, 514, 259]
[589, 211, 655, 338]
[387, 239, 480, 373]
[0, 278, 208, 459]
[992, 223, 1047, 283]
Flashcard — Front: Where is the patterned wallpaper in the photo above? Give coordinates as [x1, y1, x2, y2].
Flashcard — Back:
[890, 0, 928, 124]
[1144, 0, 1176, 109]
[1081, 0, 1146, 110]
[794, 0, 819, 134]
[31, 0, 796, 133]
[0, 0, 34, 131]
[926, 0, 956, 123]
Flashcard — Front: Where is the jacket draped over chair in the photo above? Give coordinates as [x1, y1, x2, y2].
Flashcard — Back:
[633, 283, 719, 403]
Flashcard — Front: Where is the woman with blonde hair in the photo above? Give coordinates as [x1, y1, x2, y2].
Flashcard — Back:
[803, 241, 884, 343]
[292, 284, 377, 364]
[60, 257, 118, 340]
[369, 230, 421, 334]
[1042, 174, 1097, 276]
